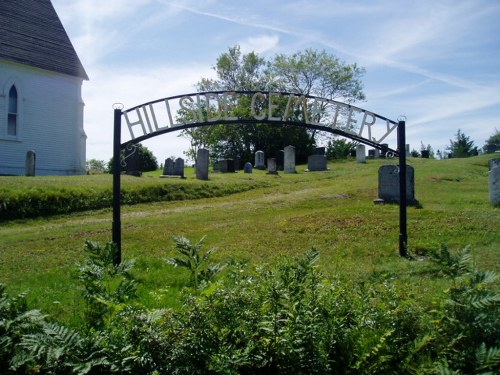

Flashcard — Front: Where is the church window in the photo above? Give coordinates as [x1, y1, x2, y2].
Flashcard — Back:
[7, 85, 18, 136]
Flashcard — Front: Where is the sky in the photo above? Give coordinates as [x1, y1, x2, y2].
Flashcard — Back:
[51, 0, 500, 163]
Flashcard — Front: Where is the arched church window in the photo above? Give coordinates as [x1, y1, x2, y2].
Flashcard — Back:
[8, 85, 18, 136]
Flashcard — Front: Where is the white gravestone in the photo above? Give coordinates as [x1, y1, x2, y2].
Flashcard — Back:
[490, 166, 500, 206]
[284, 145, 296, 173]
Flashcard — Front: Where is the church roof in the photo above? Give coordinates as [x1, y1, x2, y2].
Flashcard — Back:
[0, 0, 88, 80]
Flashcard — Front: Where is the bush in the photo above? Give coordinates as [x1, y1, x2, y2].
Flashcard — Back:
[1, 242, 498, 374]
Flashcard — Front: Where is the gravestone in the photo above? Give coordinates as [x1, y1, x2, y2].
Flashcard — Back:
[233, 156, 241, 171]
[489, 158, 500, 171]
[381, 144, 389, 157]
[421, 150, 430, 158]
[405, 144, 410, 157]
[163, 158, 174, 175]
[174, 158, 185, 178]
[378, 164, 417, 205]
[255, 150, 265, 170]
[314, 147, 325, 155]
[267, 158, 278, 174]
[373, 149, 380, 159]
[356, 144, 366, 163]
[25, 150, 36, 176]
[276, 150, 284, 171]
[284, 145, 296, 173]
[124, 147, 142, 176]
[243, 162, 253, 173]
[307, 154, 327, 171]
[490, 166, 500, 206]
[368, 149, 375, 158]
[196, 148, 209, 180]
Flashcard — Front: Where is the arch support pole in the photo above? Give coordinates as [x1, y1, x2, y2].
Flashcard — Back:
[112, 108, 122, 265]
[397, 120, 408, 257]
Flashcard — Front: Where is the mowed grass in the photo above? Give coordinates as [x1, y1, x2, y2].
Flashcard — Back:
[0, 155, 498, 325]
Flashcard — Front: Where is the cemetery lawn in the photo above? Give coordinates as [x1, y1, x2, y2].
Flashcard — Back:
[0, 154, 498, 326]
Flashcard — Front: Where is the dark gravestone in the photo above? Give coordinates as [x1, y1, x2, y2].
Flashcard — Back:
[307, 154, 327, 171]
[368, 149, 375, 158]
[421, 150, 430, 158]
[275, 150, 284, 171]
[378, 164, 417, 205]
[124, 147, 142, 176]
[163, 158, 174, 175]
[233, 156, 241, 171]
[25, 150, 36, 176]
[243, 162, 253, 173]
[174, 158, 185, 178]
[314, 147, 325, 155]
[196, 149, 209, 180]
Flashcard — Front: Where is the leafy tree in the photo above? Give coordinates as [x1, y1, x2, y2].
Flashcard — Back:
[108, 143, 158, 173]
[483, 128, 500, 154]
[326, 138, 356, 159]
[181, 46, 365, 164]
[85, 158, 107, 173]
[447, 129, 477, 158]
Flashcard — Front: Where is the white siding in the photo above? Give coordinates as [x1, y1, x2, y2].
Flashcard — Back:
[0, 59, 86, 175]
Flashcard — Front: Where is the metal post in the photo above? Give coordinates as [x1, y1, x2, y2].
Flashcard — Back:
[112, 107, 122, 265]
[397, 120, 408, 257]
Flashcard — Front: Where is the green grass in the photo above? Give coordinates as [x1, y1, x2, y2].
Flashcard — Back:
[0, 155, 498, 326]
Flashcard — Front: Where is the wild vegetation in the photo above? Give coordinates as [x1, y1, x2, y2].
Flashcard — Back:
[0, 155, 499, 373]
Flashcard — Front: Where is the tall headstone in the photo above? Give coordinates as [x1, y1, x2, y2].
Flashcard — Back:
[378, 164, 417, 205]
[196, 148, 209, 180]
[25, 150, 36, 176]
[284, 145, 296, 173]
[174, 158, 185, 178]
[163, 158, 174, 175]
[255, 150, 265, 170]
[307, 154, 327, 171]
[233, 156, 241, 171]
[490, 166, 500, 206]
[356, 145, 366, 163]
[243, 162, 253, 174]
[405, 144, 410, 157]
[489, 158, 500, 171]
[267, 158, 278, 174]
[276, 150, 284, 171]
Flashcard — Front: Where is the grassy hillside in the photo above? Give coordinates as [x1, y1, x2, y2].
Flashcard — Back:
[0, 155, 498, 325]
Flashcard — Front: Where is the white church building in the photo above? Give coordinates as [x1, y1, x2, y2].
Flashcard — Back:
[0, 0, 88, 175]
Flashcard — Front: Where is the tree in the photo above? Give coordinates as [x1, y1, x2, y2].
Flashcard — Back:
[108, 143, 158, 173]
[180, 46, 366, 164]
[86, 159, 107, 173]
[447, 129, 477, 158]
[483, 128, 500, 154]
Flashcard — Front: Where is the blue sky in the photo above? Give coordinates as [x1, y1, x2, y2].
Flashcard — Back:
[52, 0, 500, 162]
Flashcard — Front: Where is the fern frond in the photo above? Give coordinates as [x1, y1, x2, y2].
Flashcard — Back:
[476, 343, 500, 372]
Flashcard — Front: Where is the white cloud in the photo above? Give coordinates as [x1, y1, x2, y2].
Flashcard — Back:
[239, 35, 280, 54]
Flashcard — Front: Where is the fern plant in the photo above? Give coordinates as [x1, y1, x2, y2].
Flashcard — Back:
[76, 240, 137, 329]
[430, 245, 500, 374]
[163, 236, 225, 288]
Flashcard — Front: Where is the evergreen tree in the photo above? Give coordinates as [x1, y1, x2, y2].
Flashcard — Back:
[483, 128, 500, 154]
[447, 129, 477, 158]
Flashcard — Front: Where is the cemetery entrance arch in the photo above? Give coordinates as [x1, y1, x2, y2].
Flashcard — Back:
[112, 91, 408, 264]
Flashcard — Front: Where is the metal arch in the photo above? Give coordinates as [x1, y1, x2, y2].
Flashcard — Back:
[120, 118, 399, 155]
[112, 92, 408, 265]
